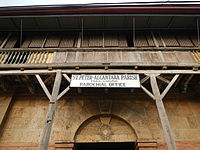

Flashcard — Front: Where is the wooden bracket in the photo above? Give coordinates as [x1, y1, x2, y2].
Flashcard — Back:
[35, 73, 71, 102]
[140, 74, 179, 150]
[160, 75, 179, 99]
[36, 71, 71, 150]
[141, 74, 179, 100]
[182, 74, 194, 93]
[57, 74, 71, 100]
[36, 74, 52, 101]
[149, 74, 178, 150]
[140, 76, 155, 100]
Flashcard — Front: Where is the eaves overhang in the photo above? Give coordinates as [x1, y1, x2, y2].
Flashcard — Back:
[1, 6, 200, 16]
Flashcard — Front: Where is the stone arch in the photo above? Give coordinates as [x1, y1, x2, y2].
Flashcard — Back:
[65, 101, 153, 141]
[74, 114, 137, 143]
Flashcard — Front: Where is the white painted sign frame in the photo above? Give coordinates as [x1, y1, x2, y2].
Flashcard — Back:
[70, 74, 140, 88]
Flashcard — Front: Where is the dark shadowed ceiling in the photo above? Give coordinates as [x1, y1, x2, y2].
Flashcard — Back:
[0, 16, 198, 31]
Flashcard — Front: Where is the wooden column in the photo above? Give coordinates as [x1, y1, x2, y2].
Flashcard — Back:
[149, 74, 177, 150]
[38, 71, 62, 150]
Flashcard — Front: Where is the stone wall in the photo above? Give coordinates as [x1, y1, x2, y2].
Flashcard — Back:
[0, 90, 199, 149]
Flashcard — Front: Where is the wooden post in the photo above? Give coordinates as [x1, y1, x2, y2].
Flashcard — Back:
[149, 74, 177, 150]
[39, 71, 62, 150]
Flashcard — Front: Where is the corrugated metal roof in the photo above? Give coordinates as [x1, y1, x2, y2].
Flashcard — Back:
[0, 0, 200, 8]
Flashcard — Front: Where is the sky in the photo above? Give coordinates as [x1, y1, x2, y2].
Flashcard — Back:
[0, 0, 199, 7]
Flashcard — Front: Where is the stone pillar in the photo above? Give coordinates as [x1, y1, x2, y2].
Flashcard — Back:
[55, 141, 74, 150]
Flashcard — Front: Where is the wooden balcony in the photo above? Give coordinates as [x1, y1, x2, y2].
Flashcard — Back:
[0, 30, 199, 70]
[0, 48, 199, 69]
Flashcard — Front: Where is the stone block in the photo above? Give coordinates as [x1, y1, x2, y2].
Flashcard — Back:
[176, 105, 193, 116]
[143, 116, 161, 129]
[169, 117, 190, 129]
[145, 106, 159, 118]
[174, 129, 200, 140]
[22, 107, 38, 118]
[189, 100, 200, 116]
[111, 126, 134, 134]
[150, 129, 164, 141]
[53, 118, 70, 130]
[111, 134, 136, 142]
[51, 131, 70, 141]
[5, 118, 30, 129]
[133, 120, 148, 129]
[135, 129, 153, 139]
[34, 97, 49, 106]
[187, 116, 200, 129]
[9, 107, 24, 118]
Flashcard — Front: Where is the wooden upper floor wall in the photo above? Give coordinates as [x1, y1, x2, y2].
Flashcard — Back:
[0, 30, 199, 69]
[0, 15, 199, 69]
[0, 30, 199, 48]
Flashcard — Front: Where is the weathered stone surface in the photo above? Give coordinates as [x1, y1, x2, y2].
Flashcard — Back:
[169, 116, 190, 129]
[0, 91, 200, 149]
[174, 129, 200, 140]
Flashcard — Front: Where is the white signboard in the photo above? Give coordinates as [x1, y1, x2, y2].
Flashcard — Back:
[70, 74, 140, 88]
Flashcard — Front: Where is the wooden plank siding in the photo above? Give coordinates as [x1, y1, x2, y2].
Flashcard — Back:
[44, 33, 61, 48]
[160, 32, 180, 47]
[0, 31, 199, 69]
[28, 33, 46, 48]
[0, 50, 198, 68]
[4, 35, 19, 48]
[104, 32, 119, 47]
[0, 31, 199, 48]
[59, 34, 77, 48]
[135, 32, 149, 47]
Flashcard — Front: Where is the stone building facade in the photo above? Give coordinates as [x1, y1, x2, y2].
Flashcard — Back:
[0, 2, 200, 150]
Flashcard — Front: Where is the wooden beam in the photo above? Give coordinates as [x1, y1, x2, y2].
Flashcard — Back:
[39, 71, 62, 150]
[61, 69, 200, 74]
[0, 70, 57, 75]
[39, 103, 56, 150]
[157, 76, 170, 84]
[141, 85, 155, 100]
[63, 74, 71, 82]
[0, 62, 198, 69]
[56, 74, 71, 100]
[51, 71, 62, 102]
[57, 86, 70, 100]
[44, 74, 54, 84]
[0, 69, 199, 75]
[161, 75, 179, 99]
[149, 74, 177, 150]
[182, 74, 194, 93]
[1, 46, 200, 52]
[0, 33, 12, 49]
[141, 76, 150, 84]
[77, 32, 82, 48]
[35, 74, 52, 101]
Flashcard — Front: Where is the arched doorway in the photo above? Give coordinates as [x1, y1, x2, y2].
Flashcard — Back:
[74, 114, 137, 150]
